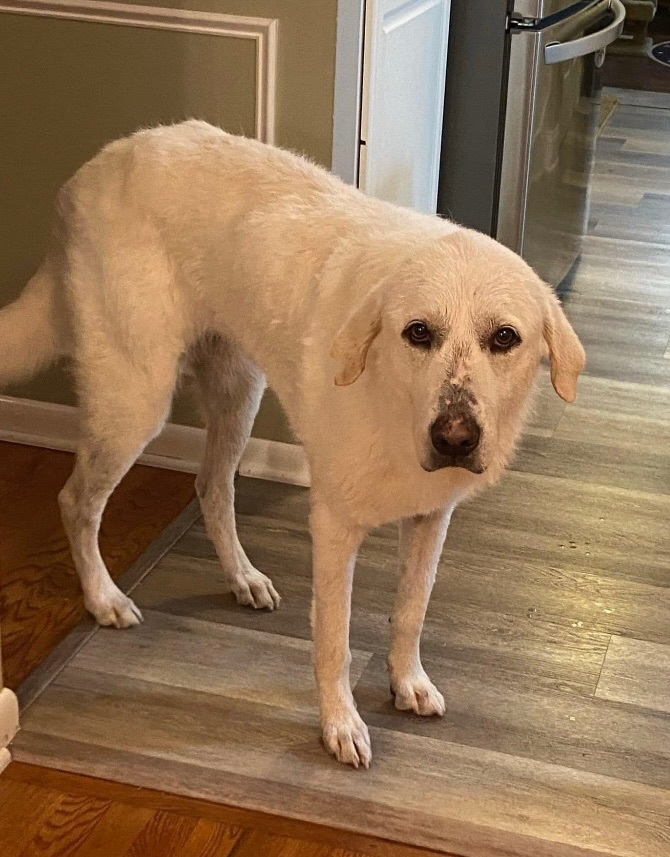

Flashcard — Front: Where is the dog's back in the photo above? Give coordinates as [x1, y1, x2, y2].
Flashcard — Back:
[65, 120, 349, 237]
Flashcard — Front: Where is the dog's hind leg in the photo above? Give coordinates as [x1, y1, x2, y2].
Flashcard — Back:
[59, 354, 178, 628]
[193, 337, 280, 610]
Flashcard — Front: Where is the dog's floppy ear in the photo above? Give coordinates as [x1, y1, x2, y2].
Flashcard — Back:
[542, 289, 586, 403]
[331, 288, 383, 386]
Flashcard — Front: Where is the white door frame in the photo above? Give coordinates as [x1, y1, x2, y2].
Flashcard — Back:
[332, 0, 366, 185]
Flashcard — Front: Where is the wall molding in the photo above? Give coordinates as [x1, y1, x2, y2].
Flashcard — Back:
[0, 0, 278, 143]
[0, 396, 310, 487]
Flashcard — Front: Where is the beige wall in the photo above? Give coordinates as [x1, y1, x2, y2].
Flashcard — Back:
[0, 0, 338, 444]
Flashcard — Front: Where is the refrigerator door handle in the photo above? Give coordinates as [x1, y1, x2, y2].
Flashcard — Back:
[544, 0, 625, 64]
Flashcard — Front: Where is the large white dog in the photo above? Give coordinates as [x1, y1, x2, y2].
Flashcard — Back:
[0, 122, 585, 767]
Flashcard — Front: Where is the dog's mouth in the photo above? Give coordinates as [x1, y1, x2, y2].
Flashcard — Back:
[421, 453, 486, 475]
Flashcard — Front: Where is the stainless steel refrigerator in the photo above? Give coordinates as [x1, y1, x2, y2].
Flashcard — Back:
[438, 0, 625, 286]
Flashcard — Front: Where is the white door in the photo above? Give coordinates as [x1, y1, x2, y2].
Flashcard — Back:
[359, 0, 451, 214]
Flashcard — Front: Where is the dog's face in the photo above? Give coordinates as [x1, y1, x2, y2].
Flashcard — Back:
[331, 229, 585, 478]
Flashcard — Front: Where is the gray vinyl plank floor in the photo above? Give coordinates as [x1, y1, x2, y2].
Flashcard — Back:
[596, 637, 670, 714]
[11, 92, 670, 857]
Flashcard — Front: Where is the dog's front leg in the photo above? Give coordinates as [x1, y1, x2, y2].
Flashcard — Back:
[388, 507, 452, 716]
[310, 498, 370, 768]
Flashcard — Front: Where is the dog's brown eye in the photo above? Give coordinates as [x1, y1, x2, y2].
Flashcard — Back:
[491, 326, 520, 352]
[404, 321, 431, 348]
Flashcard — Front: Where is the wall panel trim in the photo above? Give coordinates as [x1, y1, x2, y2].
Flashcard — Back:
[0, 0, 278, 142]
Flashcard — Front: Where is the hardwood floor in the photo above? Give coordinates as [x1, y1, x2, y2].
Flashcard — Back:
[3, 91, 670, 855]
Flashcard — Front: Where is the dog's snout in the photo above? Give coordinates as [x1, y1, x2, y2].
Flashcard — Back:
[430, 413, 480, 458]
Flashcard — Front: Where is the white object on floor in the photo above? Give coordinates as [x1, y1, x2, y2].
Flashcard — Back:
[0, 688, 19, 771]
[0, 749, 11, 775]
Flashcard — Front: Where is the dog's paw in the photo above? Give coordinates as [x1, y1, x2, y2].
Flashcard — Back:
[87, 590, 143, 629]
[322, 710, 372, 769]
[391, 673, 446, 717]
[231, 568, 281, 610]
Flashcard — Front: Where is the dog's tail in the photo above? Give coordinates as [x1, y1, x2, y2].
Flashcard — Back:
[0, 264, 65, 387]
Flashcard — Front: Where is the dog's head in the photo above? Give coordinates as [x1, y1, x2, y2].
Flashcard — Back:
[331, 227, 585, 478]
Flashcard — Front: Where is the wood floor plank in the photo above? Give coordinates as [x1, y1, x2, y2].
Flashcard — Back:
[552, 405, 670, 454]
[356, 653, 670, 788]
[70, 803, 155, 857]
[604, 88, 670, 109]
[180, 818, 243, 857]
[513, 372, 670, 494]
[70, 609, 372, 711]
[17, 791, 110, 857]
[0, 781, 65, 857]
[550, 374, 670, 418]
[232, 830, 364, 857]
[554, 301, 670, 387]
[596, 636, 670, 714]
[126, 809, 197, 857]
[513, 433, 670, 495]
[523, 369, 567, 438]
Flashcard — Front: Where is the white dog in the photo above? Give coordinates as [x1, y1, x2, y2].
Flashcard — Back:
[0, 122, 585, 767]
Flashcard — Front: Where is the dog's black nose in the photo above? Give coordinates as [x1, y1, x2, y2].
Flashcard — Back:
[430, 413, 480, 458]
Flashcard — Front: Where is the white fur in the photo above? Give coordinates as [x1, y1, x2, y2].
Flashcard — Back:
[0, 121, 585, 767]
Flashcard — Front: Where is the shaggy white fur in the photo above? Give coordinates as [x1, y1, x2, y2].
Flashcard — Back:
[0, 122, 585, 767]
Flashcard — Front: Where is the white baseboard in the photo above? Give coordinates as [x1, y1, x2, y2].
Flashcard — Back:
[0, 688, 19, 770]
[0, 395, 310, 487]
[240, 436, 310, 487]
